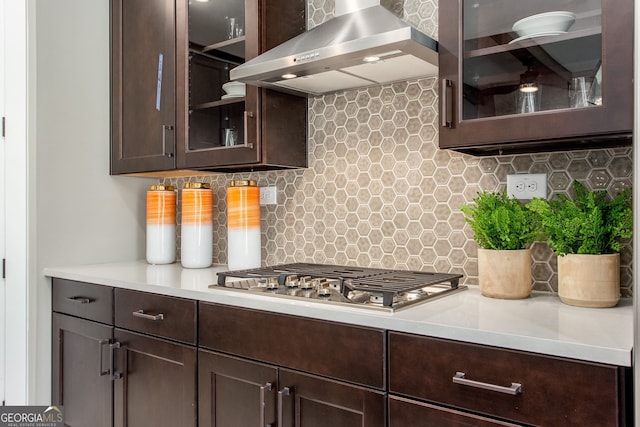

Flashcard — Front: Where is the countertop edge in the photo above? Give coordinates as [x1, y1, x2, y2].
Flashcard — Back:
[43, 262, 633, 367]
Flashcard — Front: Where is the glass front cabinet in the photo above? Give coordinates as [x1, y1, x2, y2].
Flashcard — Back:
[111, 0, 307, 174]
[438, 0, 633, 155]
[178, 0, 257, 168]
[177, 0, 307, 170]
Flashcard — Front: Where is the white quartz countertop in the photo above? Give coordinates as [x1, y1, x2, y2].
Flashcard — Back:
[43, 260, 634, 367]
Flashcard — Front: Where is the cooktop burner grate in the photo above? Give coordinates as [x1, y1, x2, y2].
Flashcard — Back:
[215, 263, 464, 310]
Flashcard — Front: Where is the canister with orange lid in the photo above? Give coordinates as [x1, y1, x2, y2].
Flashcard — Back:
[146, 184, 176, 265]
[227, 180, 261, 270]
[181, 182, 213, 268]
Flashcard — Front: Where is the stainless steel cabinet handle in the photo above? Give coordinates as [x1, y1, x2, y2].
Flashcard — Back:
[98, 339, 110, 376]
[243, 111, 255, 149]
[162, 124, 174, 157]
[259, 382, 273, 427]
[132, 309, 164, 321]
[441, 78, 453, 128]
[110, 342, 122, 381]
[66, 296, 91, 304]
[453, 371, 522, 395]
[277, 386, 291, 427]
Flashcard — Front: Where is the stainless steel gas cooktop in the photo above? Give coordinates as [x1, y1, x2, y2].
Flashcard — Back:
[212, 263, 466, 312]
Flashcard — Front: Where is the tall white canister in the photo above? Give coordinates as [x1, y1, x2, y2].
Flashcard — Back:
[146, 184, 176, 265]
[181, 182, 213, 268]
[227, 180, 261, 270]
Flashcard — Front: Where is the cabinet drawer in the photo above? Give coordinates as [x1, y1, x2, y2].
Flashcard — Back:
[389, 395, 519, 427]
[115, 289, 197, 345]
[52, 279, 113, 324]
[199, 303, 386, 389]
[389, 332, 626, 427]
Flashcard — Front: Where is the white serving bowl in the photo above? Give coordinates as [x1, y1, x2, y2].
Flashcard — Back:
[222, 81, 246, 97]
[512, 11, 576, 37]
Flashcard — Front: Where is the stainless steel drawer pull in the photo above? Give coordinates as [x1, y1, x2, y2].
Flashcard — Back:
[259, 382, 272, 427]
[110, 342, 122, 381]
[162, 124, 174, 157]
[453, 372, 522, 395]
[243, 111, 255, 149]
[441, 78, 454, 128]
[277, 386, 291, 427]
[132, 309, 164, 321]
[66, 296, 91, 304]
[98, 339, 110, 376]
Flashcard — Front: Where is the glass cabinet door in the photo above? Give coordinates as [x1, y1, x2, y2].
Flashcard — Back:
[439, 0, 632, 154]
[187, 0, 247, 152]
[462, 0, 602, 120]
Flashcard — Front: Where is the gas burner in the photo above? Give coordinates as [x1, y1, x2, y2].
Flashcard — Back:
[285, 276, 299, 288]
[213, 263, 465, 312]
[368, 293, 386, 305]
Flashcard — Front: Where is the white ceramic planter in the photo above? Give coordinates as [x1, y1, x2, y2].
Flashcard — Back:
[557, 253, 620, 308]
[478, 248, 532, 299]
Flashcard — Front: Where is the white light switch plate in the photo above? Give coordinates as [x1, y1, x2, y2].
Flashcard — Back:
[506, 174, 547, 200]
[259, 186, 277, 205]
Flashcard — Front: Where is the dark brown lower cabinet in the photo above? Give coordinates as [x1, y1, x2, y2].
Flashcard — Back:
[198, 350, 386, 427]
[278, 368, 386, 427]
[198, 350, 277, 426]
[389, 395, 520, 427]
[389, 332, 630, 427]
[113, 329, 197, 427]
[52, 313, 113, 427]
[52, 280, 630, 427]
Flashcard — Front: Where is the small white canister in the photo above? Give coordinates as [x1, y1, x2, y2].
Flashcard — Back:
[181, 182, 213, 269]
[146, 184, 176, 265]
[227, 180, 261, 270]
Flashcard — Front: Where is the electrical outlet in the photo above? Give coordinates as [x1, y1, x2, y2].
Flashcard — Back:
[259, 186, 277, 205]
[506, 173, 547, 200]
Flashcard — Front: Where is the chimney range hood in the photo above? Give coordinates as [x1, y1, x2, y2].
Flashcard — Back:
[229, 0, 439, 97]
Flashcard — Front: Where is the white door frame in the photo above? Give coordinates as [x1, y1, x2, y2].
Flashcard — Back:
[0, 0, 7, 404]
[4, 0, 29, 404]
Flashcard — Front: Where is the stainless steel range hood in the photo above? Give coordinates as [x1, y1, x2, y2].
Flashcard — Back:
[229, 0, 438, 97]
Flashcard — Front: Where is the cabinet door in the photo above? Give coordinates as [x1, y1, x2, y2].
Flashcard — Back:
[198, 349, 278, 427]
[438, 0, 632, 154]
[389, 395, 520, 427]
[177, 0, 258, 168]
[278, 369, 386, 427]
[111, 0, 176, 174]
[52, 313, 113, 427]
[176, 0, 307, 170]
[113, 329, 197, 427]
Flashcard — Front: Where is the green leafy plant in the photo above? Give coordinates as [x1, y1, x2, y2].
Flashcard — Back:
[527, 181, 632, 256]
[461, 190, 541, 250]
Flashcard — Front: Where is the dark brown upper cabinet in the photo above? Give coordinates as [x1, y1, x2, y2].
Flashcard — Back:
[438, 0, 633, 155]
[110, 0, 307, 175]
[111, 0, 177, 174]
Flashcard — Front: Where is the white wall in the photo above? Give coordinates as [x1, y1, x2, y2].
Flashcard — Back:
[29, 0, 154, 403]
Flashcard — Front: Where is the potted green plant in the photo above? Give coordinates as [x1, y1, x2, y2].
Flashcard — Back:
[461, 190, 541, 299]
[527, 181, 632, 308]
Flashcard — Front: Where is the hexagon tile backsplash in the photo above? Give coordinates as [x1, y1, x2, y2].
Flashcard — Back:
[163, 0, 633, 296]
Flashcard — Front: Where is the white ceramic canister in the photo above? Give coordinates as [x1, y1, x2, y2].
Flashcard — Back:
[146, 184, 176, 265]
[181, 182, 213, 268]
[227, 180, 261, 270]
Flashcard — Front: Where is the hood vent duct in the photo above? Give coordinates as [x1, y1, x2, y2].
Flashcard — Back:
[230, 0, 438, 97]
